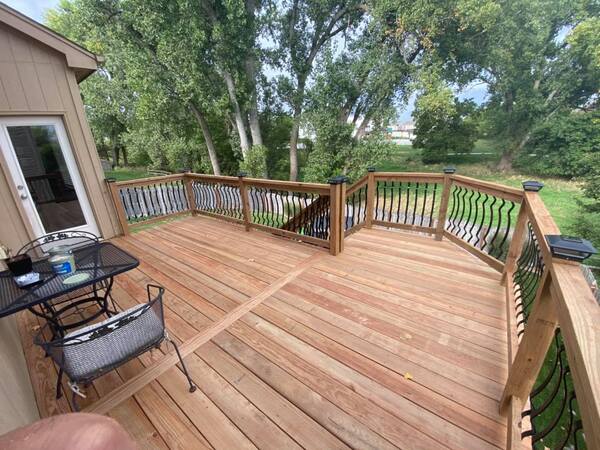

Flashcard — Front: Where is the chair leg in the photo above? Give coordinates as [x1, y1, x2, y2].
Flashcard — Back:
[56, 368, 64, 399]
[168, 338, 197, 393]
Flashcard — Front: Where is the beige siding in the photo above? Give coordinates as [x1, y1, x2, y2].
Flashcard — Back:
[0, 316, 39, 435]
[0, 22, 121, 431]
[0, 22, 121, 248]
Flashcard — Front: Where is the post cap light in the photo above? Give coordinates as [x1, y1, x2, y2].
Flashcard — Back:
[328, 175, 349, 185]
[105, 177, 117, 183]
[367, 167, 376, 172]
[443, 166, 456, 174]
[546, 235, 598, 262]
[522, 180, 544, 192]
[238, 171, 248, 178]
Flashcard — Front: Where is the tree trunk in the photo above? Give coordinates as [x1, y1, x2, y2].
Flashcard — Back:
[222, 70, 251, 157]
[190, 103, 221, 175]
[497, 131, 531, 171]
[121, 146, 128, 166]
[289, 107, 302, 182]
[355, 115, 371, 140]
[111, 138, 119, 167]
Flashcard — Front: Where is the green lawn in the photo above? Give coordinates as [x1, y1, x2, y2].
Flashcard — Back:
[104, 167, 151, 181]
[377, 141, 583, 235]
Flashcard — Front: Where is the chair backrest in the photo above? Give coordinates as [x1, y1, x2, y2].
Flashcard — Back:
[35, 284, 166, 383]
[18, 231, 100, 258]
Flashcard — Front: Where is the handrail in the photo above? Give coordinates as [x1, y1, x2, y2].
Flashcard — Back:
[105, 169, 599, 447]
[500, 186, 600, 449]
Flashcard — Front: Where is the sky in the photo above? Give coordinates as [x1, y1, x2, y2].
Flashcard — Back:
[6, 0, 488, 123]
[4, 0, 57, 22]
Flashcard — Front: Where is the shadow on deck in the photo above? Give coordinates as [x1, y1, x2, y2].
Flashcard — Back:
[18, 214, 509, 449]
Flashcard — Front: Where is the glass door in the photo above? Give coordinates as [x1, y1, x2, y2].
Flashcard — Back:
[0, 117, 99, 238]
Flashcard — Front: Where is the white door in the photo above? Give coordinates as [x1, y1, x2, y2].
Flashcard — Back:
[0, 117, 99, 238]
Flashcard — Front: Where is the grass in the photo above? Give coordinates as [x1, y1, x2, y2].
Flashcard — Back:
[377, 141, 583, 235]
[105, 167, 151, 182]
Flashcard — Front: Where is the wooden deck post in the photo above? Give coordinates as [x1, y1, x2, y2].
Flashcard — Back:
[499, 270, 559, 414]
[328, 176, 346, 256]
[435, 167, 455, 241]
[106, 178, 130, 236]
[502, 181, 541, 283]
[238, 172, 251, 231]
[501, 206, 529, 284]
[183, 174, 196, 216]
[365, 168, 376, 228]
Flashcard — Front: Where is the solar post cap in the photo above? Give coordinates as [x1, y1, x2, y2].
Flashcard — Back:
[328, 175, 349, 184]
[443, 166, 456, 174]
[522, 180, 544, 192]
[545, 235, 598, 262]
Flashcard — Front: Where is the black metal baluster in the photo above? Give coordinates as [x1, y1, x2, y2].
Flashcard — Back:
[429, 183, 438, 227]
[420, 183, 428, 226]
[404, 182, 411, 224]
[411, 182, 419, 225]
[396, 182, 403, 223]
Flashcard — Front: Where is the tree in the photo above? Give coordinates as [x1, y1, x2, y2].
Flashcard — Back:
[273, 0, 365, 180]
[371, 0, 600, 169]
[412, 72, 478, 163]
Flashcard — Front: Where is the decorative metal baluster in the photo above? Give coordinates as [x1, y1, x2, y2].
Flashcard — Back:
[428, 184, 438, 227]
[411, 182, 419, 225]
[396, 182, 403, 223]
[404, 182, 411, 224]
[447, 185, 460, 233]
[388, 181, 394, 222]
[375, 181, 381, 221]
[381, 181, 388, 222]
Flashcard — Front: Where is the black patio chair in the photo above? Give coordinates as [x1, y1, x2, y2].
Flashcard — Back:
[34, 284, 197, 410]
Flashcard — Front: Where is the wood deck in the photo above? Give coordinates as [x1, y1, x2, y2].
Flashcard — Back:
[17, 215, 510, 449]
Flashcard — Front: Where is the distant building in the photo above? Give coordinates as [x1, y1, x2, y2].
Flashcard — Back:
[384, 121, 415, 145]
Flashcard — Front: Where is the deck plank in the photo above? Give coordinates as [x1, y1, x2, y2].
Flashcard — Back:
[18, 215, 510, 449]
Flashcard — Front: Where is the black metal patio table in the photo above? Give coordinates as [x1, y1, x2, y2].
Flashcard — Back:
[0, 242, 139, 336]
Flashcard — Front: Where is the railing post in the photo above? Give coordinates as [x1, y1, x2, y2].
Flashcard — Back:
[500, 270, 559, 414]
[435, 166, 455, 241]
[106, 178, 130, 236]
[328, 176, 347, 256]
[502, 181, 542, 284]
[183, 173, 197, 216]
[238, 172, 251, 231]
[365, 167, 376, 228]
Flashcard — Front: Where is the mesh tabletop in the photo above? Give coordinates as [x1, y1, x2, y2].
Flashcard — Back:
[0, 243, 139, 318]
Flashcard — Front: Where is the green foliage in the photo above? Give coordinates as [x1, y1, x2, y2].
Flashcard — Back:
[412, 73, 478, 163]
[372, 0, 600, 168]
[516, 111, 600, 178]
[303, 116, 394, 183]
[239, 145, 268, 178]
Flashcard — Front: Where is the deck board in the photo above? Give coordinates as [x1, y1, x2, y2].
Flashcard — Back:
[17, 215, 510, 449]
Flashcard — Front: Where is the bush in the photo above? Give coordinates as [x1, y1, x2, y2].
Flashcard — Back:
[516, 111, 600, 178]
[239, 145, 268, 178]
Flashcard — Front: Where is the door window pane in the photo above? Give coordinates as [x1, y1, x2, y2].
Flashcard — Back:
[8, 125, 86, 233]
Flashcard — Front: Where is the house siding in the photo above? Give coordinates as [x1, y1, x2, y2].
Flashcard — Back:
[0, 21, 121, 433]
[0, 22, 121, 252]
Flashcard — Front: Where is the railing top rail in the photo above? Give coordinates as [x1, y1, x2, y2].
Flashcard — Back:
[241, 177, 330, 195]
[111, 173, 185, 187]
[374, 172, 445, 182]
[451, 174, 524, 203]
[345, 174, 369, 195]
[185, 173, 240, 184]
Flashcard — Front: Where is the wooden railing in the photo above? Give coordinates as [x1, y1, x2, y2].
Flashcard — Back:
[107, 173, 342, 254]
[107, 170, 599, 448]
[500, 189, 600, 450]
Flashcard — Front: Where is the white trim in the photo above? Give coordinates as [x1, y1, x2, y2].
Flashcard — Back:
[0, 116, 99, 238]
